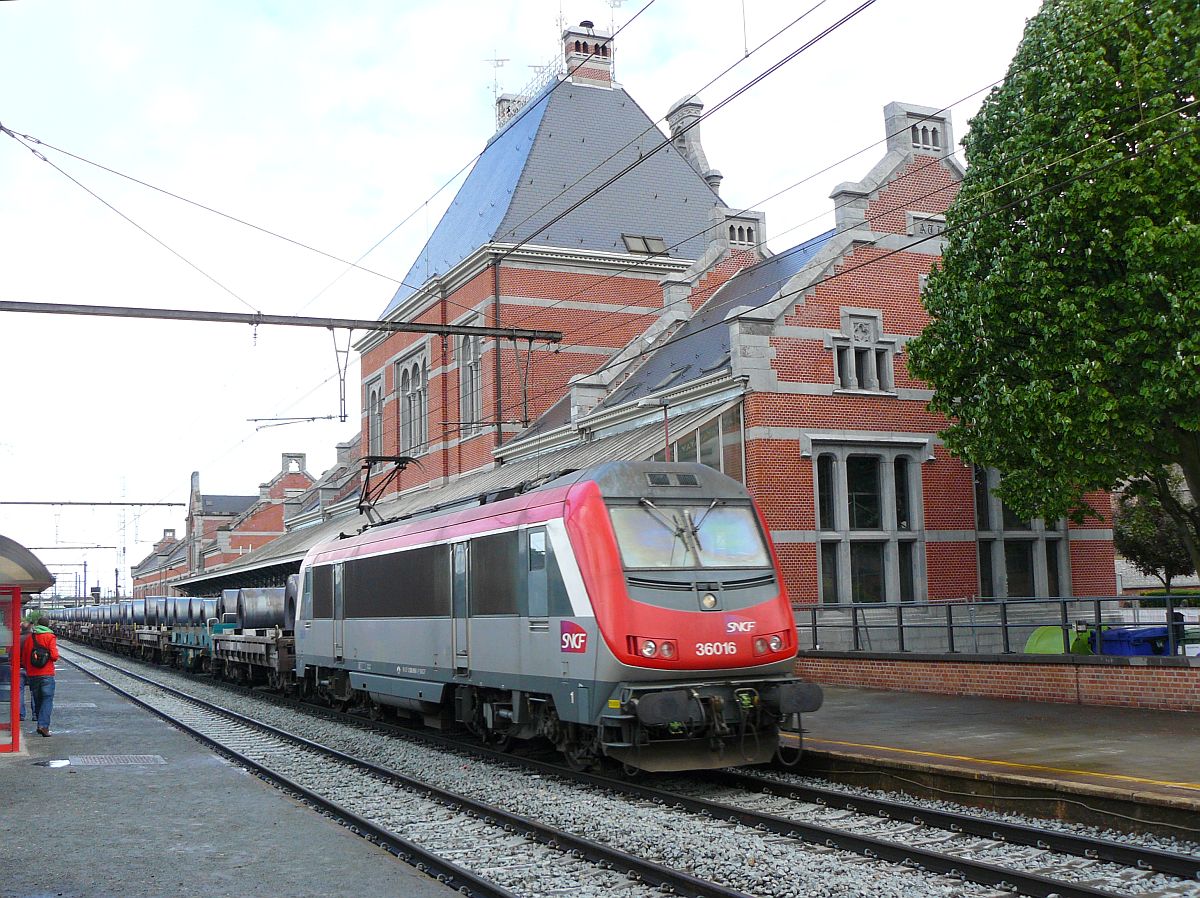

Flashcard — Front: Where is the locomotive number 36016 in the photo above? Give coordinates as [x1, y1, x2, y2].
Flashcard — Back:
[694, 641, 738, 656]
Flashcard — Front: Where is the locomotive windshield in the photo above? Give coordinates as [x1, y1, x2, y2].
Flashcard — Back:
[607, 500, 770, 569]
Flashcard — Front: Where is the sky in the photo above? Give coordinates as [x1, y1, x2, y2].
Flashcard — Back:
[0, 0, 1043, 597]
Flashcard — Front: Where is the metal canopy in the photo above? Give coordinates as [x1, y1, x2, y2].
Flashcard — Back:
[0, 534, 54, 598]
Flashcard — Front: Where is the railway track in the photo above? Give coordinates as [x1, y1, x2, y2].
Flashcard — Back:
[64, 647, 754, 898]
[66, 644, 1200, 898]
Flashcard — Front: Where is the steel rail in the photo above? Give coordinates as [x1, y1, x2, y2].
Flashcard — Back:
[63, 647, 756, 898]
[714, 770, 1200, 881]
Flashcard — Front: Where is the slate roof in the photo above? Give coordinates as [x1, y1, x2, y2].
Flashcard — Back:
[201, 495, 256, 516]
[381, 82, 725, 318]
[601, 229, 835, 408]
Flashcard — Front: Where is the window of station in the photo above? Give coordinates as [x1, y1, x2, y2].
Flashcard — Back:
[396, 353, 428, 454]
[973, 466, 1068, 598]
[366, 380, 383, 456]
[831, 313, 896, 393]
[622, 234, 668, 255]
[648, 404, 743, 482]
[459, 334, 483, 437]
[814, 446, 925, 603]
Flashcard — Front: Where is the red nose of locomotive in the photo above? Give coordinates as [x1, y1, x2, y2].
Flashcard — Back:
[564, 462, 798, 671]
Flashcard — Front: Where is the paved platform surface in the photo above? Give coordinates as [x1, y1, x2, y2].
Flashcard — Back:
[803, 685, 1200, 811]
[0, 661, 458, 898]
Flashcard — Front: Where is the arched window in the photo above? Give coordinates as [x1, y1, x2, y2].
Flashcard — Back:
[367, 386, 382, 456]
[416, 360, 428, 450]
[729, 225, 736, 242]
[459, 335, 482, 437]
[399, 368, 412, 452]
[931, 127, 940, 149]
[574, 40, 581, 52]
[737, 226, 745, 242]
[921, 126, 929, 147]
[911, 125, 919, 147]
[746, 226, 754, 244]
[582, 41, 589, 53]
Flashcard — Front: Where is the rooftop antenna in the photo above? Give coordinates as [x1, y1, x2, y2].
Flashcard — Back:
[607, 0, 624, 77]
[485, 52, 509, 103]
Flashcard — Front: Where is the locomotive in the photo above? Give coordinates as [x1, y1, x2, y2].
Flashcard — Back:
[54, 461, 822, 772]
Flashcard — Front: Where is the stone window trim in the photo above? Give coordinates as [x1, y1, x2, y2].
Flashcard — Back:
[811, 440, 928, 605]
[365, 377, 384, 458]
[824, 308, 903, 394]
[458, 331, 484, 438]
[395, 346, 429, 456]
[973, 466, 1071, 599]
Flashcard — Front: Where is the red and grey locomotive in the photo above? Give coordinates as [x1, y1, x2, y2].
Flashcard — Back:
[295, 460, 821, 771]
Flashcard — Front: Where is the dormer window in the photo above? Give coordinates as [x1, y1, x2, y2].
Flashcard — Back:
[622, 234, 667, 255]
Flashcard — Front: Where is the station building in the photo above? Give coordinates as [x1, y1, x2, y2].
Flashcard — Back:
[174, 23, 1116, 604]
[346, 23, 1115, 605]
[131, 453, 314, 597]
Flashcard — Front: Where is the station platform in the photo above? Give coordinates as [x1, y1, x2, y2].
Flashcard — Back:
[0, 661, 458, 898]
[800, 685, 1200, 832]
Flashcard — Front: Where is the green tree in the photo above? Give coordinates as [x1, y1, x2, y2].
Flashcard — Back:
[908, 0, 1200, 572]
[1114, 476, 1195, 591]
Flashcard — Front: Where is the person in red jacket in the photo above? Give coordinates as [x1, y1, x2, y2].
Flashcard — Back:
[21, 620, 58, 736]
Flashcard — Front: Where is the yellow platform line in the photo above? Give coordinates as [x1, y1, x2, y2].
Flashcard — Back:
[806, 738, 1200, 792]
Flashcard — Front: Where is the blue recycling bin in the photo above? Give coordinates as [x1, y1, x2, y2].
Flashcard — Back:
[1090, 625, 1170, 656]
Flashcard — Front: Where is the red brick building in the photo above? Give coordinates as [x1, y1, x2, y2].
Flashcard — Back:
[345, 23, 1116, 606]
[131, 453, 314, 597]
[207, 25, 1114, 606]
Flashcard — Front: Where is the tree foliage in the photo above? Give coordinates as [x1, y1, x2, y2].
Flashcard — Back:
[1114, 476, 1195, 590]
[908, 0, 1200, 571]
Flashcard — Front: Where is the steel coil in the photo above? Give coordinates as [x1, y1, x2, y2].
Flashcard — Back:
[236, 587, 288, 630]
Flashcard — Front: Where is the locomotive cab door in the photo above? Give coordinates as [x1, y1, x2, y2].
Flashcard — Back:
[452, 542, 470, 675]
[332, 562, 345, 661]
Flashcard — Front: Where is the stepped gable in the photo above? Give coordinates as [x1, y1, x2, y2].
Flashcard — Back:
[380, 82, 725, 319]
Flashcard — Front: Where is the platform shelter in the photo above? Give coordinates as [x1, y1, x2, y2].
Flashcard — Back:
[0, 534, 53, 752]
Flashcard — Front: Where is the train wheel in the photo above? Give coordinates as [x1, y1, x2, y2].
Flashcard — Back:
[561, 725, 598, 772]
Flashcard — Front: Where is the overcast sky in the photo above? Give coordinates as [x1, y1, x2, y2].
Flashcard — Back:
[0, 0, 1041, 596]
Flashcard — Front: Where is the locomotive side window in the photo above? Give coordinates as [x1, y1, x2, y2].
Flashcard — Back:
[608, 503, 770, 569]
[344, 545, 451, 618]
[528, 528, 548, 618]
[312, 565, 333, 618]
[470, 530, 519, 616]
[300, 568, 313, 620]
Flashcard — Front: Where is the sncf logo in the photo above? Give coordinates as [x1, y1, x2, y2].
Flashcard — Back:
[560, 620, 588, 653]
[725, 616, 757, 634]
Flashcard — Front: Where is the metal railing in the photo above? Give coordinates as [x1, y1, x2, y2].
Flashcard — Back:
[795, 595, 1199, 657]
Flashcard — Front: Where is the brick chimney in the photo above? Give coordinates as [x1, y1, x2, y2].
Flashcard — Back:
[563, 20, 613, 88]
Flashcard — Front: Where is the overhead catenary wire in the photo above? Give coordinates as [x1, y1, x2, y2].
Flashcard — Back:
[0, 0, 661, 329]
[528, 76, 1196, 362]
[503, 1, 1155, 340]
[489, 99, 1198, 425]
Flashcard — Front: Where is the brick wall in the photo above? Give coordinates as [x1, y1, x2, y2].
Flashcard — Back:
[795, 654, 1200, 712]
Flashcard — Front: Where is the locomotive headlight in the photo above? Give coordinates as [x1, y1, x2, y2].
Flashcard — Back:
[658, 640, 677, 660]
[640, 639, 658, 657]
[701, 593, 718, 609]
[754, 637, 768, 655]
[768, 634, 784, 652]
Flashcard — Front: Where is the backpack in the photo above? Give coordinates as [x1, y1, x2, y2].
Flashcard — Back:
[29, 636, 51, 669]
